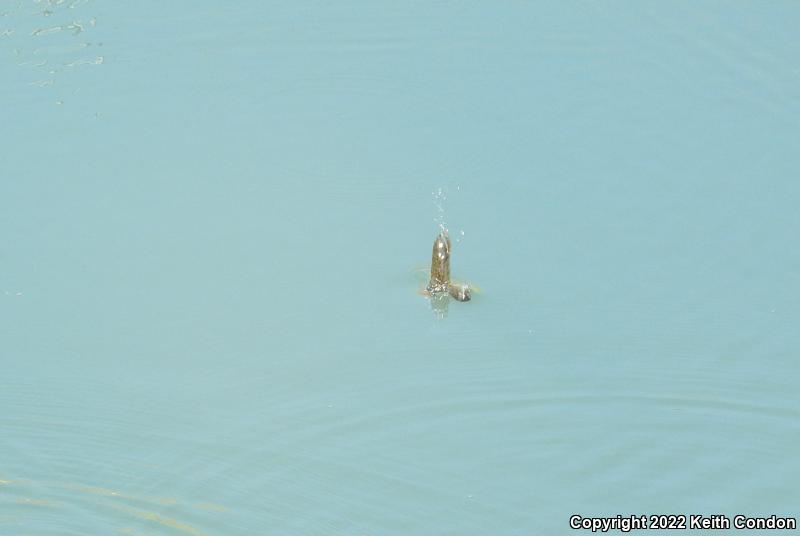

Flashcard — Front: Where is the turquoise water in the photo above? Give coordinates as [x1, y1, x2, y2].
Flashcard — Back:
[2, 1, 799, 534]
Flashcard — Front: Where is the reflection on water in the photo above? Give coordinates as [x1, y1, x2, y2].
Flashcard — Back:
[429, 291, 449, 319]
[1, 0, 102, 103]
[2, 1, 799, 534]
[0, 475, 224, 535]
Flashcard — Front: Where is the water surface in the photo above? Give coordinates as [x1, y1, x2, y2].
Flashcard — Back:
[2, 1, 799, 534]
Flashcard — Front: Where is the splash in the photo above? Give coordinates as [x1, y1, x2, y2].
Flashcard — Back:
[431, 185, 466, 243]
[432, 187, 448, 235]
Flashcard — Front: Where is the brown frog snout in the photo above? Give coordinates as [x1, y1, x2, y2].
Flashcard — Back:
[426, 232, 471, 302]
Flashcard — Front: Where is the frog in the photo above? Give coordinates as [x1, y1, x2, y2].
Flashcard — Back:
[422, 232, 472, 302]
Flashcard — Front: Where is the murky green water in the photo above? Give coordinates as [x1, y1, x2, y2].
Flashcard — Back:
[2, 2, 799, 534]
